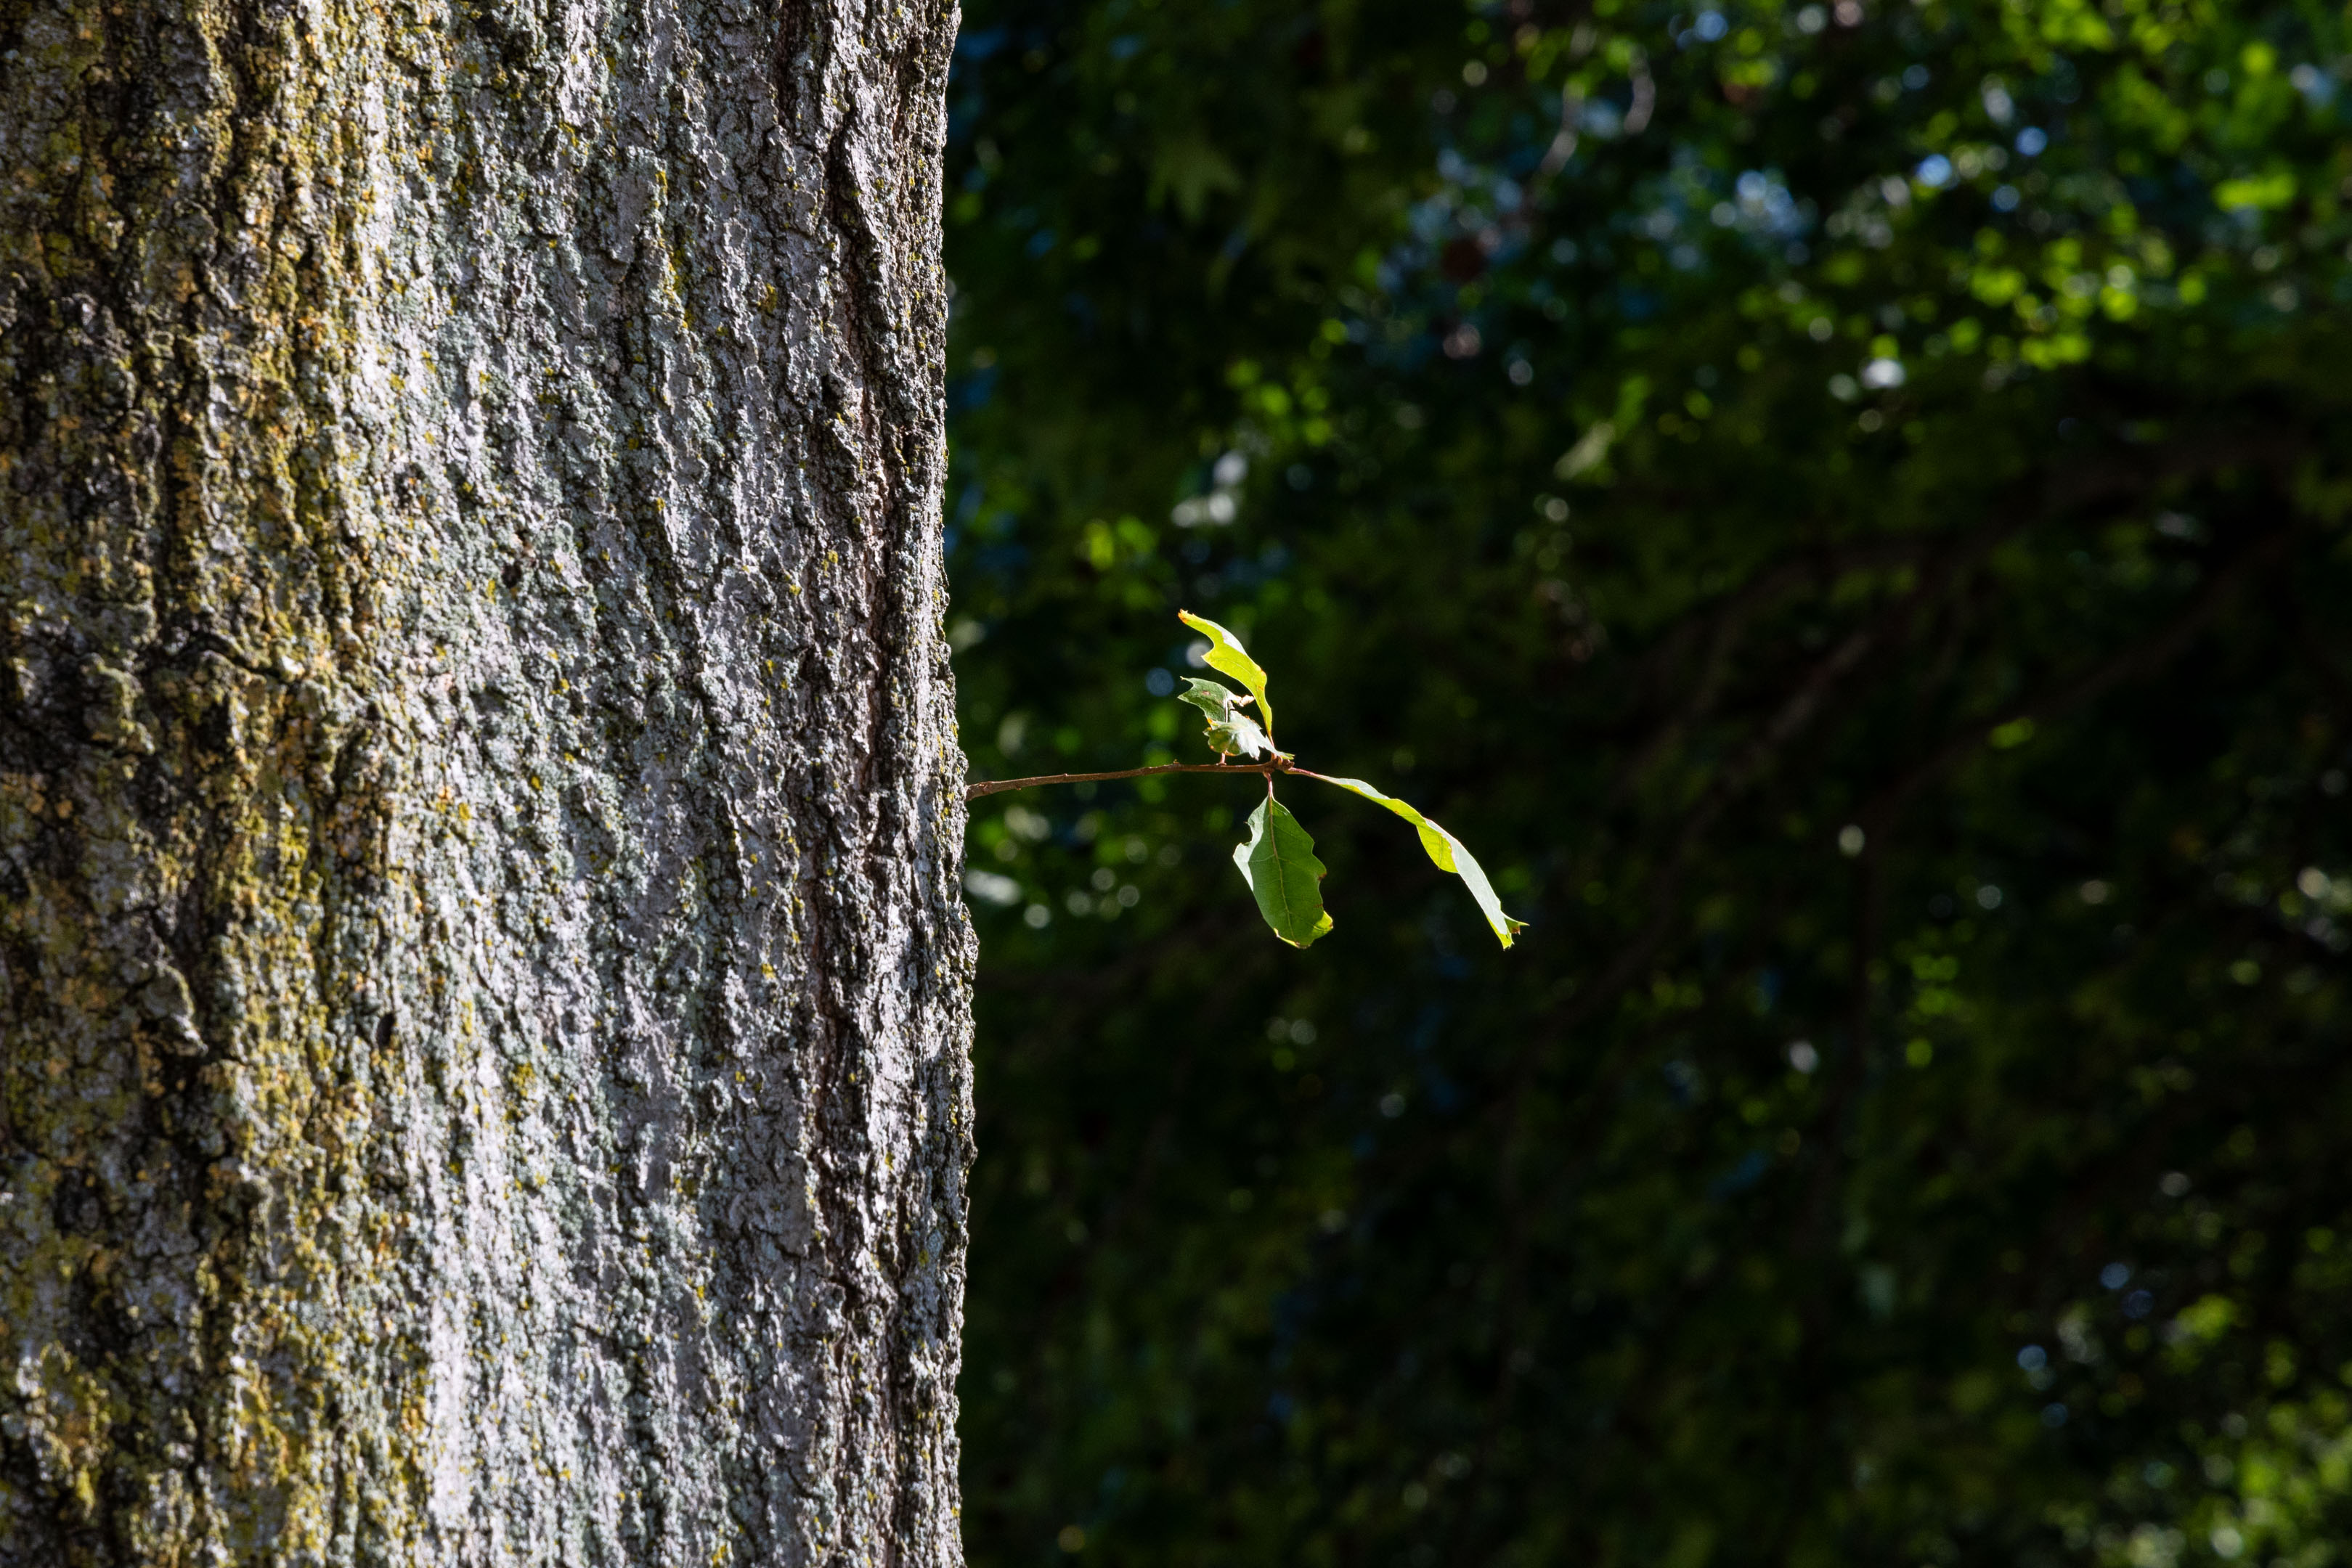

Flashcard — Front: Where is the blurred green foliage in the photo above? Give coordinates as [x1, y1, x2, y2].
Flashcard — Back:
[940, 0, 2352, 1563]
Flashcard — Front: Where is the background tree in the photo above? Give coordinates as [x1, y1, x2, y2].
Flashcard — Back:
[943, 1, 2352, 1564]
[0, 1, 969, 1563]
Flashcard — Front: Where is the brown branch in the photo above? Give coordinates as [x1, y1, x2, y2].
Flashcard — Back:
[1611, 536, 1938, 804]
[1536, 426, 2302, 1067]
[965, 760, 1285, 799]
[967, 757, 1384, 802]
[1858, 526, 2295, 836]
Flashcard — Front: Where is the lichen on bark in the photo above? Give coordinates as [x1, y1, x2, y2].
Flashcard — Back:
[0, 0, 973, 1563]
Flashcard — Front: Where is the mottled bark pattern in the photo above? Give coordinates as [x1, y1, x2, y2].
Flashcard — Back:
[0, 0, 972, 1561]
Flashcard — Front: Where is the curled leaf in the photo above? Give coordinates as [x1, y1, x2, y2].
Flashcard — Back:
[1178, 675, 1248, 720]
[1177, 611, 1274, 741]
[1206, 714, 1271, 760]
[1305, 775, 1526, 949]
[1176, 677, 1269, 758]
[1232, 798, 1332, 948]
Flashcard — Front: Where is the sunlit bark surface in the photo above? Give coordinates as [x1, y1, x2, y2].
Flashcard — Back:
[0, 0, 972, 1561]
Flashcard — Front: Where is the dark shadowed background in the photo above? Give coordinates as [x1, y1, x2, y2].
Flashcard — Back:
[938, 1, 2352, 1563]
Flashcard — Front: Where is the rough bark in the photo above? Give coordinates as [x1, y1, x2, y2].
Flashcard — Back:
[0, 0, 972, 1562]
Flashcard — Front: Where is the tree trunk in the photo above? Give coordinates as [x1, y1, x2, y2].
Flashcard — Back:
[0, 0, 972, 1561]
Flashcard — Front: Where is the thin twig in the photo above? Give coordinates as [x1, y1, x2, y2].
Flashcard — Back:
[966, 759, 1288, 800]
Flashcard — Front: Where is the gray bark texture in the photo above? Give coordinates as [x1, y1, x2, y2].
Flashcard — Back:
[0, 0, 974, 1562]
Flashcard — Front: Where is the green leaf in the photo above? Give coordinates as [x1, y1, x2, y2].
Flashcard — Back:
[1306, 775, 1526, 949]
[1232, 797, 1332, 948]
[1177, 677, 1269, 758]
[1177, 610, 1274, 740]
[1206, 714, 1271, 760]
[1177, 675, 1245, 720]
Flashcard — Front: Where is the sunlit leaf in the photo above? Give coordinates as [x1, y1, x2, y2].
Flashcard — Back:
[1178, 675, 1247, 720]
[1306, 775, 1526, 949]
[1177, 610, 1274, 740]
[1232, 797, 1332, 947]
[1207, 714, 1271, 760]
[1176, 677, 1269, 757]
